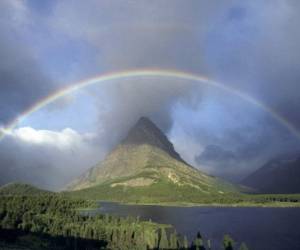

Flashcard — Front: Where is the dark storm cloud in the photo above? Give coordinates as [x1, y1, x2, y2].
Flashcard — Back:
[0, 1, 54, 126]
[0, 127, 103, 190]
[196, 145, 237, 164]
[50, 0, 213, 72]
[204, 0, 300, 130]
[91, 79, 199, 150]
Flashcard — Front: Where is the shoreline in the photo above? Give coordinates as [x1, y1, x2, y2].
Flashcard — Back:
[96, 200, 300, 208]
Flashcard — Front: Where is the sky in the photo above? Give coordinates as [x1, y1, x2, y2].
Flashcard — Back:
[0, 0, 300, 190]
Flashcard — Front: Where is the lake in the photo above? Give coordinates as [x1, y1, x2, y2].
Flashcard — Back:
[87, 202, 300, 250]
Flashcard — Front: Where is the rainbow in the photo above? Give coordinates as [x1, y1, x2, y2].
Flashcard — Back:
[1, 69, 300, 140]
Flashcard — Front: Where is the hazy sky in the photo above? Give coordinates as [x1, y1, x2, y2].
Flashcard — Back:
[1, 0, 300, 189]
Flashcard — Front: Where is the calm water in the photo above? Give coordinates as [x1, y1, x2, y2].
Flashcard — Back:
[87, 202, 300, 250]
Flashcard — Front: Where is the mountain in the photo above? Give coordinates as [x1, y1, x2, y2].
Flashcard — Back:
[0, 182, 52, 196]
[242, 154, 300, 194]
[67, 117, 240, 203]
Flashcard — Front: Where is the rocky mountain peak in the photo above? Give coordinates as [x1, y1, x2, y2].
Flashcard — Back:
[121, 117, 184, 162]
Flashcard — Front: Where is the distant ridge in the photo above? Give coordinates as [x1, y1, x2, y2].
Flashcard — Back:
[0, 182, 52, 196]
[242, 154, 300, 194]
[67, 117, 240, 202]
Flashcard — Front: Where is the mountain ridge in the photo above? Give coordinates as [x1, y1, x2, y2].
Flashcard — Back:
[0, 182, 52, 196]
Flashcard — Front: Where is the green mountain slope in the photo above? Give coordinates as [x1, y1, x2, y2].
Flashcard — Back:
[67, 117, 241, 202]
[0, 182, 52, 196]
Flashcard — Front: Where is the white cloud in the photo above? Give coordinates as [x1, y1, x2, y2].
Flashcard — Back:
[168, 123, 204, 166]
[11, 127, 94, 149]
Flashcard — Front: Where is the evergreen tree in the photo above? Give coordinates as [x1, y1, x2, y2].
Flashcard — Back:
[183, 236, 189, 249]
[207, 239, 211, 250]
[223, 235, 234, 250]
[169, 231, 178, 249]
[239, 242, 249, 250]
[159, 228, 169, 249]
[192, 231, 205, 250]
